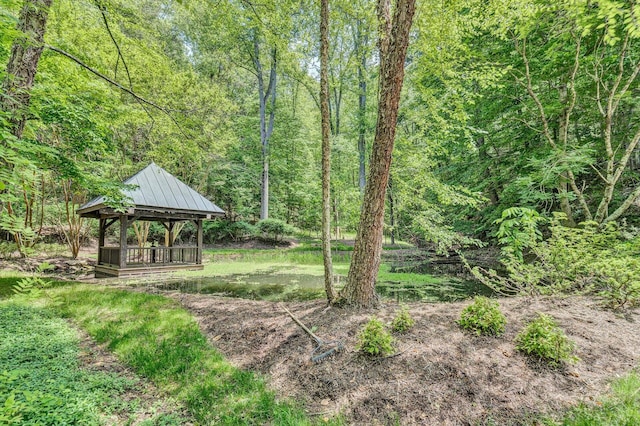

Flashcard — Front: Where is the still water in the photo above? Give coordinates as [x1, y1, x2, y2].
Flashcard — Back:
[135, 268, 493, 302]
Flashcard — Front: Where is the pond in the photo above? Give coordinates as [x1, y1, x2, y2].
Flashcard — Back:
[135, 268, 493, 302]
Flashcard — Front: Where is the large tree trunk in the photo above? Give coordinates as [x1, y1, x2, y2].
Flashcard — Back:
[388, 176, 395, 245]
[339, 0, 416, 308]
[320, 0, 336, 302]
[1, 0, 53, 140]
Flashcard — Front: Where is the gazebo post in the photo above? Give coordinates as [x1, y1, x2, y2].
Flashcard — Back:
[119, 214, 128, 270]
[196, 219, 203, 264]
[98, 218, 105, 264]
[168, 222, 174, 263]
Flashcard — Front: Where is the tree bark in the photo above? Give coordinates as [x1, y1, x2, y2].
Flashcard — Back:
[252, 36, 277, 220]
[320, 0, 336, 302]
[355, 19, 368, 192]
[388, 176, 395, 245]
[339, 0, 416, 308]
[1, 0, 53, 140]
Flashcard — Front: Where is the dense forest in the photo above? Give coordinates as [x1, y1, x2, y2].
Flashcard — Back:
[2, 0, 640, 264]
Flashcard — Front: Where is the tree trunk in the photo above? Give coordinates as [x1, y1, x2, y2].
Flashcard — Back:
[355, 19, 368, 192]
[253, 36, 277, 221]
[388, 176, 395, 245]
[320, 0, 336, 302]
[339, 0, 416, 308]
[1, 0, 53, 140]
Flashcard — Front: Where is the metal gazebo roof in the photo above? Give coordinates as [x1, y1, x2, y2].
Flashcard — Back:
[77, 162, 225, 219]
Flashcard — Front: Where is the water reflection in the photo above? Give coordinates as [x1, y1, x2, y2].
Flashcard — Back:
[134, 268, 493, 302]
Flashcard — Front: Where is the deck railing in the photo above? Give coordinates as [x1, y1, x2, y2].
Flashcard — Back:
[99, 246, 199, 267]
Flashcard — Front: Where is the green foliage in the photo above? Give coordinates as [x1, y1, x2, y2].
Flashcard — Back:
[357, 317, 394, 357]
[12, 276, 51, 298]
[495, 207, 546, 261]
[515, 313, 578, 367]
[458, 296, 507, 336]
[203, 220, 257, 243]
[391, 304, 415, 333]
[257, 218, 296, 242]
[472, 213, 640, 308]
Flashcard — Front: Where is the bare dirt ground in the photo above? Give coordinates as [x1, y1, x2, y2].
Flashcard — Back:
[170, 293, 640, 425]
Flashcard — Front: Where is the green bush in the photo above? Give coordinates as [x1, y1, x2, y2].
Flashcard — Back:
[256, 218, 295, 242]
[515, 313, 579, 366]
[470, 212, 640, 308]
[458, 296, 506, 336]
[391, 305, 415, 333]
[357, 317, 394, 357]
[203, 220, 256, 243]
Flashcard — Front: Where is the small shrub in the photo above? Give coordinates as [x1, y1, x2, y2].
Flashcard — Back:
[256, 218, 295, 242]
[458, 296, 507, 336]
[357, 317, 394, 357]
[391, 305, 415, 333]
[202, 220, 256, 243]
[515, 313, 579, 366]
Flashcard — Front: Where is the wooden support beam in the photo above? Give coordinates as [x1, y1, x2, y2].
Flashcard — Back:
[119, 214, 128, 270]
[104, 218, 118, 231]
[196, 219, 203, 264]
[168, 222, 174, 263]
[98, 218, 106, 264]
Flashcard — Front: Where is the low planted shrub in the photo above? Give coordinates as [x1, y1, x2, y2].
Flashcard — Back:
[458, 296, 507, 336]
[391, 305, 415, 333]
[203, 220, 256, 243]
[357, 317, 394, 357]
[257, 218, 296, 242]
[515, 313, 579, 367]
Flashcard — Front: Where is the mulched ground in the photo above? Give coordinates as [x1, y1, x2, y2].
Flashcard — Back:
[169, 293, 640, 425]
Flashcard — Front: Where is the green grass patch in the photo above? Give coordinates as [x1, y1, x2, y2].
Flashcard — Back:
[0, 277, 17, 299]
[546, 372, 640, 425]
[54, 285, 340, 425]
[0, 301, 183, 425]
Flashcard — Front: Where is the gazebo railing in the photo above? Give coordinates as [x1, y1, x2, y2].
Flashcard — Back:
[100, 246, 199, 267]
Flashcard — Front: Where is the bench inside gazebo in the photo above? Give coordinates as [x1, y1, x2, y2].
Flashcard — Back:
[77, 162, 225, 277]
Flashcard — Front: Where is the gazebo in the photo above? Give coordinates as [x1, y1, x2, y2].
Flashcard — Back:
[77, 162, 225, 277]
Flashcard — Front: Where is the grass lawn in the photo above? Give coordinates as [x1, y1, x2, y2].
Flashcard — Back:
[0, 300, 184, 425]
[546, 372, 640, 425]
[51, 283, 341, 425]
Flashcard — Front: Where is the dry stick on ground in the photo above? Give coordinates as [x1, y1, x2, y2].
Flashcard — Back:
[281, 305, 343, 362]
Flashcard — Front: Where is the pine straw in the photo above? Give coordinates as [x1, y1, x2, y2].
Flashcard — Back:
[170, 293, 640, 425]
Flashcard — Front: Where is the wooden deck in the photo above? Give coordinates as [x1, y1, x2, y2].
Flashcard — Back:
[95, 263, 204, 278]
[96, 246, 203, 277]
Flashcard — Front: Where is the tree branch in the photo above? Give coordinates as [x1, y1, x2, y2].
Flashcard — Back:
[96, 2, 156, 134]
[46, 45, 187, 138]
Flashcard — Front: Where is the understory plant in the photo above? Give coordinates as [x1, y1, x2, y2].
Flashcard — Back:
[469, 210, 640, 308]
[515, 313, 578, 367]
[458, 296, 506, 336]
[357, 317, 394, 357]
[256, 219, 297, 242]
[391, 305, 415, 333]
